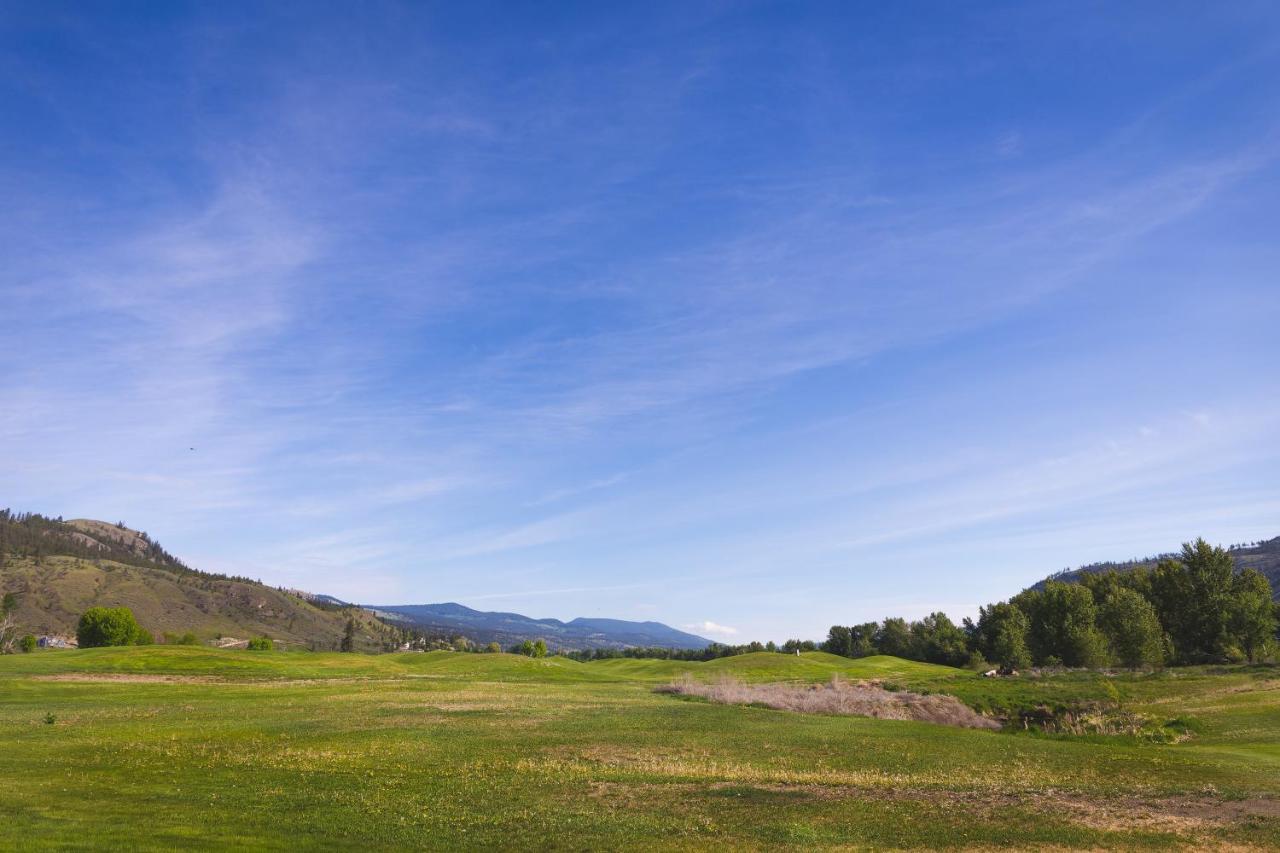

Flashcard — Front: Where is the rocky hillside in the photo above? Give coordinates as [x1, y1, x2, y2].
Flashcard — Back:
[0, 511, 396, 650]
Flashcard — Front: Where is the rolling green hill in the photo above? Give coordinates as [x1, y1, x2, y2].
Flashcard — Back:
[0, 512, 395, 651]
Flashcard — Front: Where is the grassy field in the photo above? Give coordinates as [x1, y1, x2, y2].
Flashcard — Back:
[1, 649, 1277, 850]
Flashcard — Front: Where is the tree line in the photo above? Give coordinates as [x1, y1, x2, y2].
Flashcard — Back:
[562, 638, 821, 662]
[822, 539, 1277, 670]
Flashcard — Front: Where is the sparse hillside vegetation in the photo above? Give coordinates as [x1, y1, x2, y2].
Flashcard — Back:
[0, 512, 400, 652]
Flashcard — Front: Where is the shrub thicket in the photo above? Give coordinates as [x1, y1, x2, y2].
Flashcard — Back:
[76, 607, 150, 648]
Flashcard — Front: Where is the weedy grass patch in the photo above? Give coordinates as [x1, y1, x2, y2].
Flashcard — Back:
[1, 648, 1276, 850]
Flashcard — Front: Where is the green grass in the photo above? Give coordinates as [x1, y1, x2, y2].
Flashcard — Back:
[1, 648, 1277, 850]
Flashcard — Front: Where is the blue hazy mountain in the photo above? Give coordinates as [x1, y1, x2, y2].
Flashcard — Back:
[368, 602, 713, 650]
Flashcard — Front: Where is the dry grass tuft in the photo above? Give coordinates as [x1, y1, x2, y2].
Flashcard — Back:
[657, 675, 1001, 730]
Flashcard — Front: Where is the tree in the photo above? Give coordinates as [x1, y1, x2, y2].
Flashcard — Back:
[909, 612, 969, 667]
[1098, 588, 1166, 670]
[1229, 569, 1276, 663]
[246, 636, 274, 651]
[0, 592, 17, 654]
[515, 639, 536, 656]
[340, 617, 356, 652]
[850, 622, 879, 657]
[1149, 539, 1237, 662]
[1014, 582, 1107, 667]
[875, 618, 913, 658]
[974, 601, 1031, 671]
[20, 634, 37, 653]
[76, 607, 147, 648]
[485, 642, 501, 654]
[822, 625, 853, 657]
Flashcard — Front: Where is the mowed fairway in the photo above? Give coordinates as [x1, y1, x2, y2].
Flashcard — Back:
[1, 649, 1277, 850]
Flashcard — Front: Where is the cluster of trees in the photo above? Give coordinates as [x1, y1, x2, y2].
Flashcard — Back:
[823, 540, 1277, 670]
[76, 606, 153, 648]
[511, 639, 549, 657]
[562, 639, 821, 663]
[246, 636, 274, 651]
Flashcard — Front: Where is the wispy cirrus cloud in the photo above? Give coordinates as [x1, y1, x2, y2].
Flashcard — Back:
[3, 3, 1279, 641]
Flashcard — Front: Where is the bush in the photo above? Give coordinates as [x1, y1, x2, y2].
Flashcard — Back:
[246, 636, 274, 651]
[76, 607, 148, 648]
[20, 634, 37, 653]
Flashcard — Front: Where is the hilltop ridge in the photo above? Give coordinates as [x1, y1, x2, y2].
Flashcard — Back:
[370, 602, 713, 650]
[1037, 536, 1280, 600]
[0, 511, 394, 650]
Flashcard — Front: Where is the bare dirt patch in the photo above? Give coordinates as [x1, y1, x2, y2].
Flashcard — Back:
[657, 675, 1001, 730]
[33, 674, 227, 684]
[588, 780, 1278, 842]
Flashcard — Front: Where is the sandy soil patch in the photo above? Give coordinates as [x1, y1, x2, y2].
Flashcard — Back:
[33, 673, 228, 684]
[657, 675, 1001, 730]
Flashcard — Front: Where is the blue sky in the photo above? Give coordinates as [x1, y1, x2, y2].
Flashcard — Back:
[3, 2, 1279, 642]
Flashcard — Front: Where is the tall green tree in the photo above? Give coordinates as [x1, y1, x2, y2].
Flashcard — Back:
[1229, 569, 1276, 663]
[1098, 588, 1166, 669]
[1013, 582, 1105, 667]
[822, 625, 854, 657]
[1149, 539, 1236, 662]
[974, 601, 1031, 670]
[909, 612, 969, 667]
[340, 617, 356, 652]
[875, 617, 913, 658]
[850, 622, 879, 657]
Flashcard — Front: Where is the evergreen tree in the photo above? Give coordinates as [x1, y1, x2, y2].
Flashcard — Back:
[340, 617, 356, 652]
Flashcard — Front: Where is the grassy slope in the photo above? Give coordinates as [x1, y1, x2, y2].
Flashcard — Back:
[1, 649, 1277, 850]
[1, 555, 392, 650]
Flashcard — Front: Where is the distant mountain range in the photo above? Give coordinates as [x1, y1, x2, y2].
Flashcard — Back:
[369, 602, 713, 650]
[0, 510, 711, 651]
[1038, 536, 1280, 600]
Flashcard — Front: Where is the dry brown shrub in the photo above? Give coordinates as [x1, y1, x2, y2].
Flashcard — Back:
[659, 675, 1000, 730]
